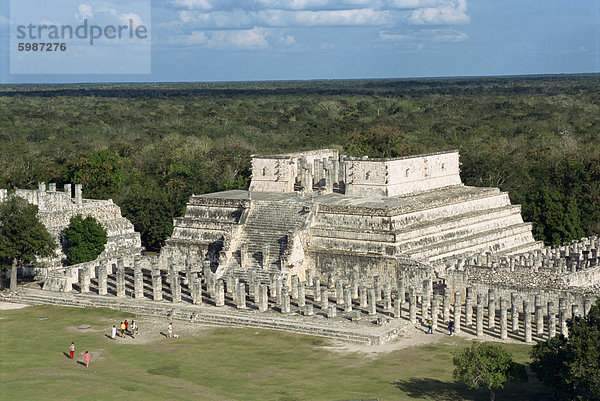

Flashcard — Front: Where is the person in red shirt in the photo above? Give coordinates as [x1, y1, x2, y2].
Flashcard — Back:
[124, 320, 129, 334]
[69, 342, 75, 359]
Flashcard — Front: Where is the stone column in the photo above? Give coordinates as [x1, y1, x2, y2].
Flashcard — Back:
[409, 293, 417, 324]
[305, 269, 314, 286]
[524, 299, 532, 343]
[240, 244, 248, 269]
[453, 291, 461, 334]
[237, 282, 247, 309]
[359, 282, 368, 308]
[116, 261, 125, 297]
[74, 184, 82, 205]
[258, 284, 268, 312]
[465, 293, 473, 327]
[276, 276, 283, 305]
[535, 303, 544, 337]
[500, 298, 508, 340]
[476, 303, 484, 337]
[374, 276, 382, 301]
[383, 284, 392, 312]
[298, 281, 306, 308]
[327, 304, 337, 318]
[313, 277, 321, 302]
[170, 268, 181, 303]
[351, 273, 359, 299]
[431, 296, 439, 331]
[511, 293, 519, 334]
[584, 298, 592, 317]
[560, 308, 568, 337]
[151, 265, 162, 301]
[443, 294, 451, 323]
[134, 257, 144, 299]
[487, 290, 496, 330]
[232, 277, 240, 303]
[79, 268, 90, 293]
[548, 301, 556, 338]
[335, 279, 344, 305]
[215, 280, 225, 307]
[393, 296, 402, 318]
[344, 287, 352, 312]
[262, 245, 270, 270]
[304, 304, 314, 316]
[192, 277, 202, 305]
[397, 277, 406, 303]
[321, 287, 329, 311]
[98, 263, 108, 295]
[281, 286, 291, 313]
[291, 275, 299, 300]
[421, 288, 429, 320]
[368, 288, 377, 316]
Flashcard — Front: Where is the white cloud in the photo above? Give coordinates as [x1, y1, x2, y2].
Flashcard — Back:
[409, 0, 469, 25]
[119, 12, 144, 27]
[171, 0, 213, 10]
[183, 27, 270, 49]
[379, 28, 467, 42]
[179, 8, 394, 28]
[75, 4, 94, 21]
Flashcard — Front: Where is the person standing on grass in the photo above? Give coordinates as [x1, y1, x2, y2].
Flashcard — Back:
[111, 324, 117, 340]
[69, 342, 75, 359]
[131, 320, 137, 339]
[168, 322, 173, 339]
[427, 319, 433, 334]
[448, 320, 454, 336]
[84, 351, 90, 368]
[120, 321, 125, 337]
[124, 320, 129, 334]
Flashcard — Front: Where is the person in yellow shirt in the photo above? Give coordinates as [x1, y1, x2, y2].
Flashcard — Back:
[120, 321, 126, 337]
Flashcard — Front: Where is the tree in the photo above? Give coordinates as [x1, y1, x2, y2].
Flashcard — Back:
[63, 215, 108, 265]
[0, 196, 56, 291]
[531, 299, 600, 400]
[453, 342, 527, 401]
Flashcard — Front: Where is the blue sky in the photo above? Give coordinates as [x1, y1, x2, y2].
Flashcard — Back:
[0, 0, 598, 83]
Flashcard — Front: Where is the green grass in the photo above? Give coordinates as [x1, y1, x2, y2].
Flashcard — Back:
[0, 306, 552, 400]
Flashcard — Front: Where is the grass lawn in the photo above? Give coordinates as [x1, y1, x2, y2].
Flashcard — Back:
[0, 305, 552, 401]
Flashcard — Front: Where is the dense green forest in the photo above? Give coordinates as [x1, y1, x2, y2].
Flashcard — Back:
[1, 74, 599, 251]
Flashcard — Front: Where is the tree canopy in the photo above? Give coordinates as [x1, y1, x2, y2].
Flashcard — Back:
[453, 342, 527, 401]
[0, 196, 56, 290]
[63, 214, 108, 265]
[531, 299, 600, 400]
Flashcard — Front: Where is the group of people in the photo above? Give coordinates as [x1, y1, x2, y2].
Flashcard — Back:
[67, 342, 90, 367]
[425, 319, 455, 335]
[110, 319, 138, 340]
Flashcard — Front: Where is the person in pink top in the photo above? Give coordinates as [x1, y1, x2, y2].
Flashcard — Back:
[84, 351, 90, 368]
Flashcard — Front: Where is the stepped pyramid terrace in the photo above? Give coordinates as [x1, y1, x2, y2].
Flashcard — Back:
[161, 149, 543, 283]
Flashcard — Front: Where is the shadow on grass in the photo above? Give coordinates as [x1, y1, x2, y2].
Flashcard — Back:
[77, 360, 86, 367]
[393, 378, 475, 401]
[63, 352, 70, 359]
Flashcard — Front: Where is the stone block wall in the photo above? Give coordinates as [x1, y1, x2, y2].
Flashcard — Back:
[344, 151, 461, 197]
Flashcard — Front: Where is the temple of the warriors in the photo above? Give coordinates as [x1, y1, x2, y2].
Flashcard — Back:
[0, 183, 142, 275]
[162, 149, 542, 283]
[3, 149, 599, 345]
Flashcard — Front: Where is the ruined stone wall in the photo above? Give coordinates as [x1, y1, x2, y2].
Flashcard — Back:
[344, 151, 461, 197]
[249, 149, 339, 193]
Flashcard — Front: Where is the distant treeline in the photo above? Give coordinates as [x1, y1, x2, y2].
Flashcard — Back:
[1, 74, 599, 251]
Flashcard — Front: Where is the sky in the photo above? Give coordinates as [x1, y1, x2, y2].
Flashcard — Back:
[0, 0, 598, 83]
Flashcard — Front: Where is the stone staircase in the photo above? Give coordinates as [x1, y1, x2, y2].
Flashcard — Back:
[230, 200, 311, 270]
